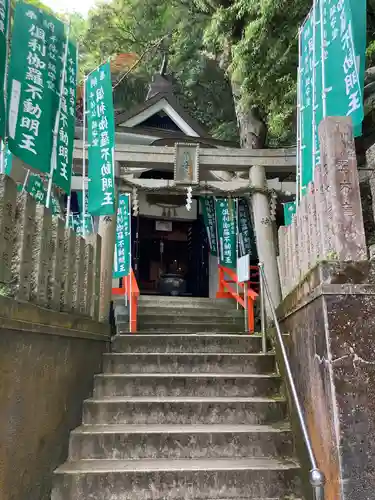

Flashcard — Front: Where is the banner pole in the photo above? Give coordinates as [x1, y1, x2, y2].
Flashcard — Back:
[65, 195, 71, 229]
[46, 21, 71, 209]
[0, 0, 11, 174]
[128, 193, 132, 332]
[319, 0, 327, 117]
[296, 27, 302, 205]
[82, 74, 87, 237]
[312, 0, 317, 176]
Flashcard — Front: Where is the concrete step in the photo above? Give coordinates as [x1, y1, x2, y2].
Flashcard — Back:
[69, 423, 294, 461]
[112, 333, 265, 354]
[118, 323, 244, 334]
[136, 307, 244, 318]
[137, 296, 237, 307]
[93, 373, 281, 398]
[83, 396, 288, 425]
[103, 352, 276, 374]
[137, 314, 244, 325]
[52, 457, 301, 500]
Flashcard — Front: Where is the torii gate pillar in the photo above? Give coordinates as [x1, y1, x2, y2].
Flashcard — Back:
[249, 165, 282, 315]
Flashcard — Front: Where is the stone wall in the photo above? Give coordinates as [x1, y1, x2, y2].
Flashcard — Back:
[0, 174, 102, 320]
[278, 117, 367, 297]
[0, 297, 110, 500]
[277, 262, 375, 500]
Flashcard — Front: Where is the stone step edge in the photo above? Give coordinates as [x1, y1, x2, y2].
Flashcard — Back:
[55, 457, 300, 474]
[113, 333, 263, 338]
[103, 352, 276, 357]
[94, 373, 280, 380]
[71, 422, 292, 435]
[84, 396, 287, 403]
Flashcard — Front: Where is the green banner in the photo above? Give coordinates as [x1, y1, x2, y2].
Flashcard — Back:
[87, 61, 115, 216]
[238, 198, 257, 258]
[2, 142, 11, 175]
[76, 190, 94, 234]
[200, 196, 217, 256]
[53, 41, 77, 193]
[0, 0, 9, 138]
[25, 173, 60, 214]
[69, 213, 92, 236]
[7, 3, 67, 175]
[313, 0, 323, 170]
[215, 198, 237, 270]
[113, 193, 131, 278]
[322, 0, 363, 129]
[350, 0, 366, 137]
[283, 201, 296, 226]
[300, 13, 314, 195]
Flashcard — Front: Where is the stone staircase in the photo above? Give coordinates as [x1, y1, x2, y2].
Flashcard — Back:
[52, 296, 302, 499]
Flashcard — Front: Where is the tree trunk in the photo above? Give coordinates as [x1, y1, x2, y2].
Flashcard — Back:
[230, 80, 267, 149]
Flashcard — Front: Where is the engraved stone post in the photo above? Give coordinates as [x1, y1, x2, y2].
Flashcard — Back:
[98, 214, 117, 322]
[10, 191, 36, 300]
[278, 226, 287, 297]
[283, 225, 291, 296]
[0, 175, 17, 289]
[307, 182, 320, 267]
[72, 236, 85, 313]
[301, 194, 310, 275]
[50, 216, 65, 311]
[319, 117, 367, 260]
[314, 164, 331, 260]
[290, 215, 298, 290]
[88, 233, 101, 320]
[61, 228, 76, 312]
[30, 205, 53, 307]
[84, 241, 94, 317]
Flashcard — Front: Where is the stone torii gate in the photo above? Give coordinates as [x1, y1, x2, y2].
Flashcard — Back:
[73, 141, 297, 319]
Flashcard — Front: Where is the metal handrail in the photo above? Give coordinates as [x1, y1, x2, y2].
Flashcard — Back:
[258, 263, 325, 500]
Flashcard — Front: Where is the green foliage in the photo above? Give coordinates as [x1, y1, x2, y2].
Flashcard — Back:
[42, 0, 375, 146]
[74, 0, 238, 140]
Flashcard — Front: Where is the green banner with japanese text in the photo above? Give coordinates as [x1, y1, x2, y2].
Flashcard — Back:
[113, 193, 131, 278]
[25, 172, 60, 215]
[323, 0, 364, 128]
[7, 3, 66, 174]
[53, 40, 77, 193]
[200, 196, 217, 257]
[238, 198, 257, 259]
[76, 190, 94, 234]
[215, 197, 237, 270]
[0, 0, 9, 138]
[300, 12, 314, 195]
[87, 62, 115, 216]
[283, 201, 296, 226]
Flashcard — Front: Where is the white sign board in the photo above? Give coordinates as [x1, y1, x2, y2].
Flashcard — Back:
[237, 254, 250, 283]
[156, 220, 172, 232]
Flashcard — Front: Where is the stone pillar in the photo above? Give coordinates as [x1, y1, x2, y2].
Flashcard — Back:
[10, 191, 36, 301]
[319, 117, 367, 260]
[249, 165, 282, 313]
[98, 213, 117, 323]
[30, 205, 53, 308]
[50, 216, 65, 311]
[88, 233, 102, 320]
[61, 228, 76, 312]
[209, 253, 219, 299]
[84, 241, 94, 317]
[73, 236, 86, 314]
[0, 175, 17, 289]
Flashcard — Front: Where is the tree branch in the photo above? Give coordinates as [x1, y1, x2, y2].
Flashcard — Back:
[112, 33, 172, 90]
